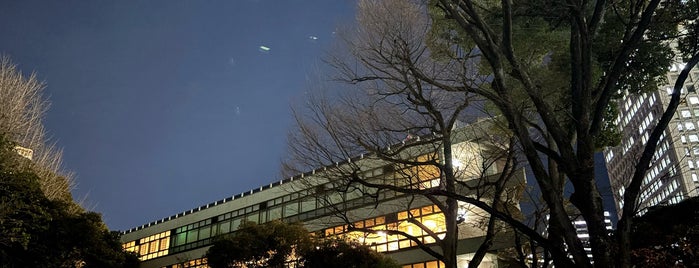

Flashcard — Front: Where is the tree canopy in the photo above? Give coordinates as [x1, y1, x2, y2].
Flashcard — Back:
[301, 238, 400, 268]
[0, 58, 138, 268]
[286, 0, 699, 267]
[205, 220, 310, 268]
[630, 197, 699, 267]
[0, 56, 76, 205]
[204, 220, 399, 268]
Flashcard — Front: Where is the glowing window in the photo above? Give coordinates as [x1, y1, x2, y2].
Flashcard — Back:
[123, 230, 170, 261]
[174, 257, 208, 268]
[324, 205, 445, 253]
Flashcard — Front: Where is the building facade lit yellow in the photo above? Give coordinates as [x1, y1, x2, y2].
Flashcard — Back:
[120, 122, 525, 268]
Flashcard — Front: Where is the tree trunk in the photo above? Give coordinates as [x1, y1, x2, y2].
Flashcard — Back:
[443, 197, 459, 268]
[569, 146, 613, 267]
[570, 177, 613, 267]
[443, 134, 459, 268]
[617, 53, 699, 267]
[468, 212, 495, 268]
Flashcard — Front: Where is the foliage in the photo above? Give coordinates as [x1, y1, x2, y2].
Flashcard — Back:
[0, 157, 53, 264]
[427, 0, 699, 267]
[0, 55, 76, 205]
[1, 118, 137, 268]
[284, 1, 531, 267]
[205, 220, 399, 268]
[300, 238, 399, 268]
[287, 0, 699, 267]
[205, 220, 311, 268]
[629, 197, 699, 267]
[30, 211, 141, 268]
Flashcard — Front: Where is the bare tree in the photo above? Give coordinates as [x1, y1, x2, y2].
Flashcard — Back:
[0, 56, 77, 208]
[284, 1, 549, 267]
[287, 0, 699, 267]
[287, 101, 528, 268]
[431, 0, 699, 266]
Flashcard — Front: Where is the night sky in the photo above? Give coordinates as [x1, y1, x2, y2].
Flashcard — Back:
[0, 0, 355, 230]
[1, 0, 619, 232]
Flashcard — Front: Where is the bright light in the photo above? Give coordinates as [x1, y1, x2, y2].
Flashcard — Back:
[423, 220, 437, 229]
[452, 158, 462, 168]
[457, 201, 470, 223]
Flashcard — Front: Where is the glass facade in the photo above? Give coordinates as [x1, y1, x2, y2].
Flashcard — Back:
[402, 260, 447, 268]
[124, 203, 451, 264]
[323, 205, 445, 253]
[122, 155, 446, 261]
[122, 231, 170, 261]
[169, 258, 208, 268]
[604, 64, 699, 217]
[120, 139, 511, 268]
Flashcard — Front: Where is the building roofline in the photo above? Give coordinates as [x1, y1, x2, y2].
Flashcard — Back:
[121, 118, 496, 234]
[120, 152, 374, 234]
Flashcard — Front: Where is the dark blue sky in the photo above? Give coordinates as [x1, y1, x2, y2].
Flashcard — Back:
[0, 0, 355, 230]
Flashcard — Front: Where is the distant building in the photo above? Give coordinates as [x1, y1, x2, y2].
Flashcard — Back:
[539, 210, 613, 264]
[570, 211, 613, 260]
[603, 61, 699, 217]
[13, 145, 33, 160]
[120, 122, 525, 268]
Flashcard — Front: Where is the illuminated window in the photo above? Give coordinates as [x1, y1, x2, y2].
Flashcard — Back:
[173, 257, 209, 268]
[324, 205, 445, 253]
[389, 154, 442, 190]
[123, 230, 171, 261]
[122, 241, 137, 253]
[681, 110, 691, 118]
[403, 260, 445, 268]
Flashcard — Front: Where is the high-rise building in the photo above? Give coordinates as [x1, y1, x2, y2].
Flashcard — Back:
[604, 61, 699, 218]
[570, 211, 614, 260]
[541, 210, 613, 263]
[120, 122, 525, 268]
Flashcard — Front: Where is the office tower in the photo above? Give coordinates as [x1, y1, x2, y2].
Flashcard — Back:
[570, 211, 614, 259]
[604, 62, 699, 217]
